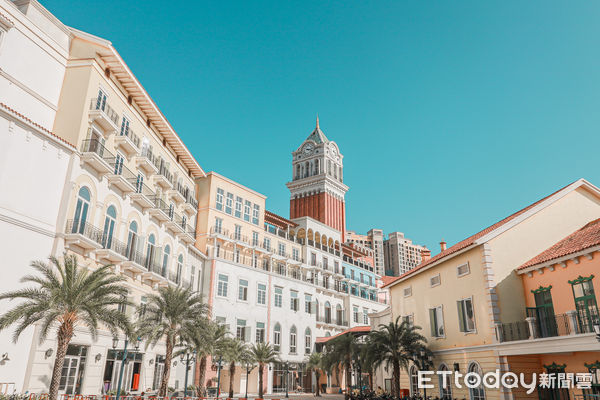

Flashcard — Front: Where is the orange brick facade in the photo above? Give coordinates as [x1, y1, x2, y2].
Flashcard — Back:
[290, 192, 346, 236]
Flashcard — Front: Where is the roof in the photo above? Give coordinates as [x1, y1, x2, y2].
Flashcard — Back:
[69, 28, 206, 178]
[518, 218, 600, 270]
[380, 276, 397, 286]
[265, 210, 299, 229]
[0, 102, 75, 150]
[382, 179, 597, 289]
[315, 326, 371, 344]
[305, 116, 329, 145]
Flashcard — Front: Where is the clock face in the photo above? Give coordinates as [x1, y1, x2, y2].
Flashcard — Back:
[304, 144, 314, 155]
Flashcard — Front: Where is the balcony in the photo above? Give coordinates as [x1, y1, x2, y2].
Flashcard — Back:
[106, 161, 136, 194]
[152, 165, 173, 190]
[96, 236, 128, 264]
[149, 196, 171, 223]
[121, 248, 147, 275]
[142, 256, 167, 286]
[168, 269, 181, 285]
[165, 210, 186, 235]
[114, 128, 140, 157]
[133, 148, 159, 175]
[210, 225, 229, 237]
[178, 225, 196, 244]
[64, 219, 103, 252]
[88, 98, 119, 133]
[80, 139, 113, 175]
[182, 193, 198, 215]
[167, 182, 186, 204]
[129, 178, 156, 210]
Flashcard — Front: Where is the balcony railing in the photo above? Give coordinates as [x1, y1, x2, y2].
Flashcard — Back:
[497, 320, 531, 342]
[81, 138, 114, 160]
[66, 219, 104, 244]
[157, 164, 174, 185]
[89, 98, 119, 127]
[497, 312, 597, 343]
[128, 176, 155, 199]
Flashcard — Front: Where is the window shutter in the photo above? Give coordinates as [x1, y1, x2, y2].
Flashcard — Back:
[311, 300, 317, 314]
[244, 327, 251, 342]
[429, 308, 437, 337]
[457, 301, 466, 332]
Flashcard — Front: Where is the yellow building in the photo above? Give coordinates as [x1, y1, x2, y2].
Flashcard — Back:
[383, 179, 600, 400]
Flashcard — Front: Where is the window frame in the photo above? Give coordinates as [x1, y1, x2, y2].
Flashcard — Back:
[217, 273, 229, 298]
[457, 296, 476, 333]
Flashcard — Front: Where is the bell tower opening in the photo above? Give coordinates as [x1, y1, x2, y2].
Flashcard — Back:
[286, 116, 348, 236]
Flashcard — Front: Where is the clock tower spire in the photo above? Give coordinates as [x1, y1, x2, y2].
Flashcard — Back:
[286, 117, 348, 236]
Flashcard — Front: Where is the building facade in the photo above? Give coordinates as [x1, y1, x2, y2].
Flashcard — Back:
[346, 229, 385, 276]
[383, 231, 426, 276]
[382, 179, 600, 400]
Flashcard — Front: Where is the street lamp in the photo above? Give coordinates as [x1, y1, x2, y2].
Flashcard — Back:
[243, 361, 254, 400]
[112, 336, 141, 400]
[180, 348, 196, 398]
[214, 355, 224, 398]
[283, 362, 290, 398]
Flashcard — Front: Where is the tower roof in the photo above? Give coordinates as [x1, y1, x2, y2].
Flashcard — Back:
[305, 115, 329, 144]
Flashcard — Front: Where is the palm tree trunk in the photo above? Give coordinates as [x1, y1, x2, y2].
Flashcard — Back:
[258, 364, 264, 399]
[392, 360, 400, 398]
[315, 371, 320, 397]
[368, 372, 373, 390]
[159, 336, 174, 397]
[48, 325, 73, 400]
[196, 355, 207, 396]
[229, 362, 236, 398]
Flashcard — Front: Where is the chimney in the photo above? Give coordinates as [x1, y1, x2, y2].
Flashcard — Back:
[421, 247, 431, 262]
[440, 240, 447, 252]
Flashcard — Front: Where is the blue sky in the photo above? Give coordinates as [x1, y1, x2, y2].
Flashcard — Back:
[45, 0, 600, 252]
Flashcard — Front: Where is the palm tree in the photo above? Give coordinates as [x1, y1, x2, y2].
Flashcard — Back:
[189, 321, 229, 396]
[306, 352, 324, 397]
[366, 317, 428, 398]
[0, 256, 131, 400]
[323, 333, 361, 400]
[136, 285, 208, 397]
[224, 338, 250, 398]
[249, 342, 279, 398]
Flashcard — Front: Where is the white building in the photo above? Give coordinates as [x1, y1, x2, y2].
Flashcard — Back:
[346, 229, 385, 276]
[383, 231, 426, 276]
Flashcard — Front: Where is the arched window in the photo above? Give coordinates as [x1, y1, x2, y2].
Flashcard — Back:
[295, 164, 301, 180]
[336, 304, 343, 325]
[162, 245, 170, 276]
[315, 159, 320, 175]
[304, 161, 309, 177]
[102, 205, 117, 248]
[273, 323, 281, 351]
[304, 328, 312, 354]
[325, 301, 332, 323]
[439, 364, 452, 399]
[315, 299, 319, 319]
[175, 254, 184, 284]
[146, 234, 156, 268]
[126, 221, 138, 259]
[334, 164, 338, 179]
[468, 362, 485, 400]
[324, 331, 331, 337]
[73, 186, 91, 233]
[290, 325, 297, 354]
[409, 365, 419, 395]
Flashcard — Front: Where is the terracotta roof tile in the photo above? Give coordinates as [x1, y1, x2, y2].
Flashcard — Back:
[518, 218, 600, 270]
[382, 181, 577, 288]
[0, 102, 75, 149]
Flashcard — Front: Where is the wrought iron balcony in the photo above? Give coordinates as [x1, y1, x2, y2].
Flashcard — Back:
[80, 139, 114, 175]
[89, 98, 119, 133]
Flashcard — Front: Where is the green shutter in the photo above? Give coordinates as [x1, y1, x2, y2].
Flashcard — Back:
[429, 308, 437, 337]
[457, 301, 466, 332]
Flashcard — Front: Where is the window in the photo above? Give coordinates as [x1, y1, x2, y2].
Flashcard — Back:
[102, 205, 117, 249]
[353, 306, 359, 323]
[125, 221, 138, 259]
[244, 200, 251, 222]
[234, 224, 242, 241]
[190, 266, 195, 290]
[263, 237, 271, 252]
[430, 274, 441, 287]
[403, 286, 412, 297]
[217, 274, 228, 297]
[176, 255, 183, 284]
[252, 204, 260, 225]
[114, 152, 124, 175]
[256, 322, 265, 343]
[468, 363, 485, 400]
[135, 172, 144, 193]
[290, 290, 299, 311]
[570, 276, 599, 332]
[162, 245, 170, 276]
[235, 196, 242, 218]
[257, 283, 266, 305]
[216, 188, 224, 211]
[310, 253, 316, 266]
[439, 364, 452, 399]
[457, 263, 470, 277]
[403, 314, 414, 326]
[305, 294, 312, 313]
[274, 287, 283, 308]
[457, 297, 476, 333]
[238, 279, 248, 301]
[292, 248, 299, 261]
[120, 116, 130, 137]
[290, 325, 297, 353]
[96, 89, 107, 111]
[323, 257, 328, 270]
[236, 319, 249, 341]
[278, 243, 286, 257]
[429, 306, 445, 337]
[363, 308, 369, 325]
[72, 187, 91, 234]
[273, 323, 281, 351]
[225, 192, 233, 214]
[304, 328, 312, 354]
[215, 217, 223, 234]
[252, 231, 259, 246]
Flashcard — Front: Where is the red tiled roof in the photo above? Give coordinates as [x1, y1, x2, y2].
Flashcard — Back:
[518, 218, 600, 270]
[380, 276, 397, 286]
[315, 326, 370, 344]
[382, 181, 578, 288]
[0, 102, 75, 149]
[265, 210, 298, 229]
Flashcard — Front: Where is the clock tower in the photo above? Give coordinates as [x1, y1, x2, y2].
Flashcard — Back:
[286, 116, 348, 236]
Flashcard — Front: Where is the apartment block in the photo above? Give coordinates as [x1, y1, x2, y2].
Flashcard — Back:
[383, 231, 426, 276]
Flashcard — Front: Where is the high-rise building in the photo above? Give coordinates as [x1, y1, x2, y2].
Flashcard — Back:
[346, 229, 385, 276]
[383, 231, 426, 276]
